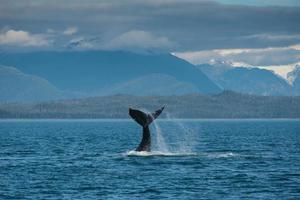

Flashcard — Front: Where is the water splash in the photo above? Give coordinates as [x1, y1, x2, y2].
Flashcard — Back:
[126, 150, 197, 157]
[132, 108, 198, 154]
[165, 112, 198, 154]
[152, 120, 169, 153]
[140, 107, 170, 153]
[125, 150, 237, 157]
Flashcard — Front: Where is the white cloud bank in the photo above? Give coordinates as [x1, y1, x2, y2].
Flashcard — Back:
[173, 45, 300, 66]
[67, 37, 94, 49]
[64, 30, 175, 51]
[63, 27, 78, 35]
[0, 29, 49, 46]
[104, 30, 175, 51]
[173, 44, 300, 83]
[242, 33, 300, 41]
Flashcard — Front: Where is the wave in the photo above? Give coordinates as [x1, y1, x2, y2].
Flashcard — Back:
[125, 150, 238, 158]
[203, 152, 237, 158]
[125, 150, 197, 157]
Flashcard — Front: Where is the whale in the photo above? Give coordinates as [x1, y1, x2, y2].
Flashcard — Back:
[129, 107, 164, 152]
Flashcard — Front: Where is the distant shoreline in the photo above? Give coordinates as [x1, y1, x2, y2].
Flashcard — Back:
[1, 118, 300, 121]
[1, 92, 300, 119]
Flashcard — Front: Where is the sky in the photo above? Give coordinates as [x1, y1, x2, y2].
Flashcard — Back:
[216, 0, 300, 7]
[0, 0, 300, 75]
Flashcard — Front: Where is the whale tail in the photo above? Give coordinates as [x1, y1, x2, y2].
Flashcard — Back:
[129, 107, 164, 152]
[129, 106, 164, 128]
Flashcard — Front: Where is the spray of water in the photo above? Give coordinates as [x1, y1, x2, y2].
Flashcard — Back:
[127, 111, 238, 157]
[150, 111, 198, 154]
[135, 107, 169, 153]
[165, 112, 198, 153]
[152, 120, 170, 153]
[130, 108, 197, 155]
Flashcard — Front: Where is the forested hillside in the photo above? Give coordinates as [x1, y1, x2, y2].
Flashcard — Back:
[1, 91, 299, 118]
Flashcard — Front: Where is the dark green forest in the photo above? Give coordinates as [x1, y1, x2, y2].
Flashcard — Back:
[1, 91, 300, 119]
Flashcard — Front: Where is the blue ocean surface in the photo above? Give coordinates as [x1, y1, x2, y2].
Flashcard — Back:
[0, 119, 300, 199]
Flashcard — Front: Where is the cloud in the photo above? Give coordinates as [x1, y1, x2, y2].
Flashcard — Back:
[1, 0, 299, 51]
[173, 44, 300, 66]
[173, 49, 300, 85]
[215, 0, 300, 7]
[66, 37, 95, 49]
[173, 44, 300, 82]
[0, 29, 49, 46]
[63, 27, 78, 35]
[46, 28, 55, 34]
[242, 34, 300, 41]
[64, 30, 175, 51]
[104, 30, 175, 51]
[290, 44, 300, 50]
[257, 62, 300, 83]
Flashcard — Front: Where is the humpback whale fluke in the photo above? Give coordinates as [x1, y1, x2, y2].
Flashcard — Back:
[129, 107, 164, 152]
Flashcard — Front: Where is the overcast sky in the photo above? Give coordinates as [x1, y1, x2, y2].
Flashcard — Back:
[0, 0, 300, 67]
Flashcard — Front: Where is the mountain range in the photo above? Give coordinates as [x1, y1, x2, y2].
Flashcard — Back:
[198, 61, 299, 96]
[0, 50, 299, 102]
[288, 66, 300, 92]
[0, 65, 65, 102]
[0, 50, 220, 102]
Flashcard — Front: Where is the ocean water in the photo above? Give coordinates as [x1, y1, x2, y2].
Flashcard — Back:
[0, 119, 300, 199]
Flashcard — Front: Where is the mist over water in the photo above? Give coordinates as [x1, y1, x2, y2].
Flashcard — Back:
[1, 119, 300, 199]
[131, 110, 198, 155]
[152, 120, 169, 153]
[149, 113, 198, 155]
